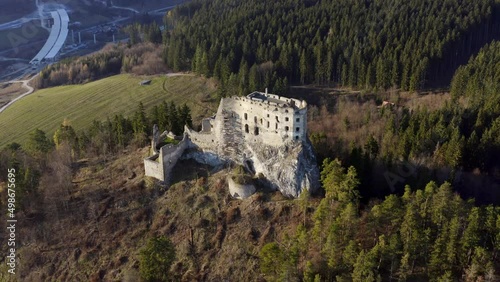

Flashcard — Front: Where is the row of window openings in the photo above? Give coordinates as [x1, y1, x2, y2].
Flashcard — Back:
[244, 125, 301, 140]
[243, 113, 300, 123]
[244, 124, 300, 133]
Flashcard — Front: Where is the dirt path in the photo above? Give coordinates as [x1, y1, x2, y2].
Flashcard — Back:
[0, 75, 37, 114]
[166, 72, 195, 77]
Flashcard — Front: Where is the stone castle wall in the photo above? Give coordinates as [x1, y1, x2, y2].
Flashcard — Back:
[159, 138, 189, 183]
[185, 127, 219, 153]
[215, 93, 308, 148]
[144, 135, 189, 182]
[144, 153, 163, 180]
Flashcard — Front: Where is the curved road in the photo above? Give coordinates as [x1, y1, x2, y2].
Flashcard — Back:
[110, 0, 139, 14]
[0, 75, 37, 114]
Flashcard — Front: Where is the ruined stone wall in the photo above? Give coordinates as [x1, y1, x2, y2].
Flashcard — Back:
[292, 108, 308, 142]
[144, 154, 164, 180]
[184, 93, 308, 155]
[185, 127, 219, 153]
[144, 135, 189, 183]
[159, 138, 189, 183]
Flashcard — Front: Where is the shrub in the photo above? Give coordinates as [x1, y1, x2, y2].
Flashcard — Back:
[230, 165, 253, 185]
[139, 236, 176, 282]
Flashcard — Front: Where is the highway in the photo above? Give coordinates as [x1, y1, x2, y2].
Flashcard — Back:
[0, 1, 183, 113]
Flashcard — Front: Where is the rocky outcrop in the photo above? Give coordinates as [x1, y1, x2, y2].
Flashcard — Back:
[244, 138, 320, 197]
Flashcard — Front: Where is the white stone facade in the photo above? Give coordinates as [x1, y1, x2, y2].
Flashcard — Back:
[220, 91, 308, 146]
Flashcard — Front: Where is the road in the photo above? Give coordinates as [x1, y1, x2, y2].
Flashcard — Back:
[0, 1, 184, 113]
[0, 0, 61, 31]
[0, 12, 39, 31]
[0, 57, 28, 62]
[0, 75, 37, 114]
[150, 5, 179, 15]
[110, 0, 140, 14]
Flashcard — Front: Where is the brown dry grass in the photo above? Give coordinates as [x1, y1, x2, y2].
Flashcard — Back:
[1, 145, 316, 281]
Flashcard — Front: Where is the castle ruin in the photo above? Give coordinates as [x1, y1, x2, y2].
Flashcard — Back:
[144, 90, 320, 197]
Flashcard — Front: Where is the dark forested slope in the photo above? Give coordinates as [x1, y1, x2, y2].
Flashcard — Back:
[262, 159, 500, 281]
[304, 41, 500, 204]
[164, 0, 500, 91]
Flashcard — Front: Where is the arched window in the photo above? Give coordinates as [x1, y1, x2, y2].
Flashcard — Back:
[245, 124, 249, 133]
[267, 121, 270, 128]
[296, 127, 300, 132]
[285, 126, 289, 131]
[254, 127, 259, 135]
[254, 116, 257, 123]
[244, 113, 248, 120]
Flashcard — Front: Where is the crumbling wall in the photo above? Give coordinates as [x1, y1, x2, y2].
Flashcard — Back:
[159, 137, 189, 184]
[221, 96, 307, 146]
[185, 128, 219, 153]
[144, 154, 164, 180]
[144, 135, 189, 183]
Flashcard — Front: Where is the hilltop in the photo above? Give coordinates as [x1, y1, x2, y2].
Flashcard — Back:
[0, 146, 306, 281]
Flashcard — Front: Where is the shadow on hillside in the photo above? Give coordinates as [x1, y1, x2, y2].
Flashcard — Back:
[358, 160, 500, 206]
[170, 159, 222, 184]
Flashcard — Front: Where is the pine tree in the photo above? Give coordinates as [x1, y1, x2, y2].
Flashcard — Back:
[26, 129, 53, 157]
[139, 236, 176, 282]
[132, 102, 148, 143]
[179, 104, 193, 129]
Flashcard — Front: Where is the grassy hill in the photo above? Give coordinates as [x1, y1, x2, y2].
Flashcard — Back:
[0, 147, 299, 281]
[0, 74, 218, 148]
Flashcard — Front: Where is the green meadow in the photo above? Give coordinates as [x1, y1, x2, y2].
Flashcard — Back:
[0, 74, 218, 148]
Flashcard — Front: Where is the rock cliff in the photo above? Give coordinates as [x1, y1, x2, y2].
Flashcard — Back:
[244, 138, 320, 197]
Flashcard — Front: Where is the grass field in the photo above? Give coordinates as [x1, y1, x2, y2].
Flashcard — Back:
[0, 74, 218, 148]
